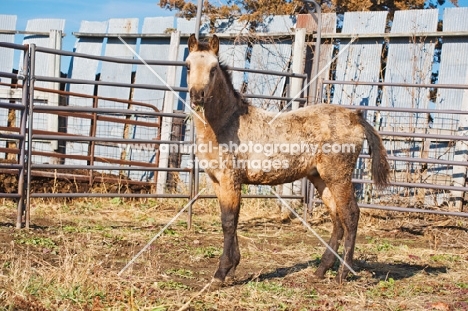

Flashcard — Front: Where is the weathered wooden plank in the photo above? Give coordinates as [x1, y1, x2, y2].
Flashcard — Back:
[133, 17, 174, 111]
[22, 19, 65, 89]
[252, 16, 297, 198]
[0, 15, 17, 99]
[128, 17, 175, 181]
[381, 9, 438, 175]
[66, 21, 108, 165]
[331, 11, 388, 196]
[297, 13, 336, 105]
[97, 18, 138, 109]
[22, 19, 65, 164]
[215, 18, 250, 90]
[290, 28, 306, 110]
[247, 16, 295, 110]
[156, 32, 180, 193]
[435, 7, 468, 208]
[450, 74, 468, 208]
[0, 15, 17, 159]
[68, 21, 108, 108]
[435, 7, 468, 128]
[94, 18, 138, 169]
[332, 11, 388, 121]
[381, 9, 438, 128]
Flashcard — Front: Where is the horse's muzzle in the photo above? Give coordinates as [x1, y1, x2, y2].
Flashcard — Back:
[190, 88, 205, 106]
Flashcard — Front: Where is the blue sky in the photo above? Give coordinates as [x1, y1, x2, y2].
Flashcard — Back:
[2, 0, 175, 52]
[2, 0, 173, 31]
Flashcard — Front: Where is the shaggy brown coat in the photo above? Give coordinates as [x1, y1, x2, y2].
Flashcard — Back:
[185, 34, 390, 284]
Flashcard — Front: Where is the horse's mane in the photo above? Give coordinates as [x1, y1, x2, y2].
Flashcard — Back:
[195, 41, 249, 112]
[219, 61, 249, 112]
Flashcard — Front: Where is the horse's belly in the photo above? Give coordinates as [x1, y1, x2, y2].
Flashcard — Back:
[241, 156, 314, 185]
[244, 170, 306, 185]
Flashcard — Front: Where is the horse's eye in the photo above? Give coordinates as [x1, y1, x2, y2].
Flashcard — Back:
[210, 67, 216, 75]
[186, 64, 191, 71]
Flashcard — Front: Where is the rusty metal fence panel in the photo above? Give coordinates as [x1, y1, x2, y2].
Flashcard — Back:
[316, 8, 468, 213]
[0, 32, 309, 228]
[434, 7, 468, 209]
[1, 9, 468, 230]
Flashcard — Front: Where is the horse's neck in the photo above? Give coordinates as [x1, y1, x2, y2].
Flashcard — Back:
[195, 82, 244, 137]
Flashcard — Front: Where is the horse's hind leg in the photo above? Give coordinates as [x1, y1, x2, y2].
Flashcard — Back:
[333, 181, 360, 283]
[212, 180, 241, 284]
[309, 175, 344, 279]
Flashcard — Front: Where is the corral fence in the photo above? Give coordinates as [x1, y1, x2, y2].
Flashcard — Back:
[0, 5, 468, 229]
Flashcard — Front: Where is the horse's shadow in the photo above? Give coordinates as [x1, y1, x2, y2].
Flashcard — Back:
[356, 261, 447, 281]
[232, 259, 320, 285]
[232, 259, 447, 285]
[1, 222, 53, 230]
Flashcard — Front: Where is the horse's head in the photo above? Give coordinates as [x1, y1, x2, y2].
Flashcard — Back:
[186, 34, 220, 107]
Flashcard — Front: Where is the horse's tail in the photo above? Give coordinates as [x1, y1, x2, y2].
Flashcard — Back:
[357, 111, 390, 190]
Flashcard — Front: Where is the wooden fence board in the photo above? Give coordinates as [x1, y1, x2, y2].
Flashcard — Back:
[215, 19, 250, 90]
[332, 11, 388, 195]
[435, 7, 468, 207]
[130, 17, 176, 182]
[332, 11, 387, 122]
[94, 18, 138, 169]
[247, 16, 294, 110]
[22, 19, 65, 90]
[132, 17, 174, 111]
[381, 9, 438, 129]
[22, 19, 65, 164]
[381, 9, 438, 178]
[435, 7, 468, 128]
[65, 21, 108, 165]
[297, 13, 336, 104]
[0, 15, 17, 160]
[155, 32, 180, 193]
[130, 16, 174, 179]
[0, 15, 17, 99]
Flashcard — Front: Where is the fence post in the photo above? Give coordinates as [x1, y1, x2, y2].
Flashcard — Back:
[156, 31, 181, 194]
[280, 28, 307, 219]
[15, 46, 30, 229]
[303, 0, 322, 104]
[25, 43, 36, 230]
[291, 28, 306, 110]
[188, 119, 197, 230]
[47, 30, 61, 161]
[452, 76, 468, 211]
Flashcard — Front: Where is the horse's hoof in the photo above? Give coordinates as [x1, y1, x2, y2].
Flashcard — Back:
[210, 278, 224, 290]
[225, 275, 237, 285]
[313, 269, 326, 279]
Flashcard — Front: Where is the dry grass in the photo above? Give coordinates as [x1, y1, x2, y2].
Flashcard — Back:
[1, 198, 467, 310]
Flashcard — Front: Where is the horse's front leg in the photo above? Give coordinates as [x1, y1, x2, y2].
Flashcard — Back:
[212, 181, 241, 284]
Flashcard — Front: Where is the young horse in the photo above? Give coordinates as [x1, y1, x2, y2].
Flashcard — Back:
[185, 34, 390, 284]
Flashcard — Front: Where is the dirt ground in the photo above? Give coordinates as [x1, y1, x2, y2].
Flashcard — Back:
[0, 197, 467, 310]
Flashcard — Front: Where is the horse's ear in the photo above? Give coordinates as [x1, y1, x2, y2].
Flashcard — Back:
[209, 35, 219, 56]
[188, 34, 198, 52]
